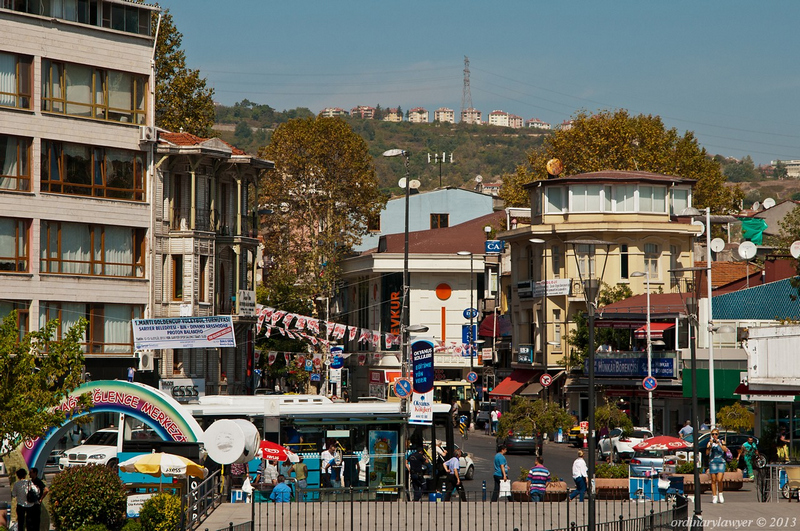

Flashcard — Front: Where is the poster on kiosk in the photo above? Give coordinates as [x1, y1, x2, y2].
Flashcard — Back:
[409, 339, 435, 425]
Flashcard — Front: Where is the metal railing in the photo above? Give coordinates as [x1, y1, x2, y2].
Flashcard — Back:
[184, 469, 223, 530]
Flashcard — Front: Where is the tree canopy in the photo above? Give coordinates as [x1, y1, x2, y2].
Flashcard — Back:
[0, 314, 91, 455]
[152, 8, 215, 136]
[258, 117, 386, 308]
[501, 109, 743, 214]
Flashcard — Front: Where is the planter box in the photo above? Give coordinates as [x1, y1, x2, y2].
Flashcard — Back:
[723, 470, 744, 491]
[595, 478, 629, 500]
[511, 480, 530, 502]
[510, 480, 568, 502]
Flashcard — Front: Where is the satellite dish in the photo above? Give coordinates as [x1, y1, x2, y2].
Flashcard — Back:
[763, 198, 776, 209]
[791, 240, 800, 259]
[475, 175, 483, 183]
[409, 179, 421, 190]
[710, 238, 725, 253]
[691, 219, 705, 237]
[399, 177, 407, 189]
[738, 241, 757, 260]
[752, 201, 761, 211]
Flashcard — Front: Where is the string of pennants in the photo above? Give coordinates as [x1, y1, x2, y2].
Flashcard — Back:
[255, 304, 477, 367]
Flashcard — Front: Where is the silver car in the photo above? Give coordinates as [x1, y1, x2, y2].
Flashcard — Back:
[629, 449, 678, 477]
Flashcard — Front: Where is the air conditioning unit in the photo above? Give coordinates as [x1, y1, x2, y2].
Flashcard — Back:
[139, 126, 157, 143]
[135, 350, 154, 372]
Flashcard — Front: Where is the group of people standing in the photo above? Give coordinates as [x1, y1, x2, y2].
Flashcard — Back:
[10, 467, 48, 531]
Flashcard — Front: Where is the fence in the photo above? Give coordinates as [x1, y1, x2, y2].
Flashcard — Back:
[212, 486, 686, 531]
[184, 469, 223, 529]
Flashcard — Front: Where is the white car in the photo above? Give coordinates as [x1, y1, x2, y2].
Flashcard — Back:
[598, 428, 653, 463]
[59, 428, 119, 470]
[434, 441, 475, 480]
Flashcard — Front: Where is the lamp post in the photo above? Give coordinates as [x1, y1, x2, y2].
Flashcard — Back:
[671, 265, 707, 527]
[567, 238, 613, 531]
[457, 251, 475, 372]
[631, 271, 654, 433]
[383, 149, 418, 409]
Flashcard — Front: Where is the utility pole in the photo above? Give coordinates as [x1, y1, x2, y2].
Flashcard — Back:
[427, 152, 453, 188]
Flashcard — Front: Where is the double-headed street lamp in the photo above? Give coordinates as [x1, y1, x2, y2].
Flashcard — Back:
[567, 238, 613, 531]
[456, 251, 475, 372]
[631, 271, 654, 433]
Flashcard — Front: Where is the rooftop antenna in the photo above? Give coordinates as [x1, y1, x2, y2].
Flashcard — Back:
[461, 56, 473, 120]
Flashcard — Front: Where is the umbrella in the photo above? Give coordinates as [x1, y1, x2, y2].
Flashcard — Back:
[119, 452, 207, 479]
[632, 435, 691, 452]
[258, 440, 299, 462]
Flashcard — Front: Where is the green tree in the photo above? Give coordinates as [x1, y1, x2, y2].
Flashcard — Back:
[501, 109, 743, 214]
[497, 396, 574, 438]
[0, 314, 91, 456]
[152, 8, 215, 136]
[258, 117, 387, 316]
[594, 399, 634, 432]
[50, 464, 127, 531]
[722, 155, 760, 183]
[716, 402, 754, 433]
[774, 160, 789, 180]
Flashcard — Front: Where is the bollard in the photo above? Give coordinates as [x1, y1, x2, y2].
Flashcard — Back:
[482, 480, 487, 502]
[583, 435, 588, 449]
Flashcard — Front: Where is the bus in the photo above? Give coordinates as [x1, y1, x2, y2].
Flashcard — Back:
[373, 370, 476, 419]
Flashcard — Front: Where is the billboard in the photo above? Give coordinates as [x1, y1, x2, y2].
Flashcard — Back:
[132, 316, 236, 350]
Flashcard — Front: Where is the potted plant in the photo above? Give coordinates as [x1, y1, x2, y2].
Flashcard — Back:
[511, 467, 531, 502]
[594, 463, 629, 499]
[545, 474, 568, 502]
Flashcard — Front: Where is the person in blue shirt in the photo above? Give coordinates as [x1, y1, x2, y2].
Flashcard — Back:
[269, 475, 292, 503]
[492, 444, 509, 502]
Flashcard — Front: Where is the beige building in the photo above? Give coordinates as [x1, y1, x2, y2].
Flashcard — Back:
[500, 170, 700, 369]
[434, 107, 455, 123]
[383, 108, 402, 122]
[408, 107, 428, 123]
[460, 108, 482, 125]
[320, 107, 348, 118]
[351, 105, 375, 119]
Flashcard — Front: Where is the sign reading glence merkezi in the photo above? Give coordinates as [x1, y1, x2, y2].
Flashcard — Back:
[132, 316, 236, 350]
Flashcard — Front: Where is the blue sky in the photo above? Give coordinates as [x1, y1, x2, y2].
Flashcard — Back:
[164, 1, 800, 166]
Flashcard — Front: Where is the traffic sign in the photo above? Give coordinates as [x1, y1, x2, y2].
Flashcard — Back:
[394, 378, 413, 399]
[463, 308, 479, 319]
[540, 373, 553, 388]
[467, 371, 478, 383]
[642, 376, 658, 391]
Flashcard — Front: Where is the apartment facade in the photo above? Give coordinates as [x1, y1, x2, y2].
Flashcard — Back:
[408, 107, 428, 123]
[460, 108, 482, 125]
[526, 118, 552, 130]
[434, 107, 455, 123]
[320, 107, 348, 118]
[383, 108, 402, 122]
[350, 106, 375, 119]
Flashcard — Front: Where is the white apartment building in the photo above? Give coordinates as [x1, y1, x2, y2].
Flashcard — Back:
[320, 107, 349, 118]
[408, 107, 428, 123]
[526, 118, 552, 130]
[509, 114, 523, 129]
[383, 108, 402, 122]
[434, 107, 455, 124]
[350, 106, 375, 119]
[460, 108, 482, 125]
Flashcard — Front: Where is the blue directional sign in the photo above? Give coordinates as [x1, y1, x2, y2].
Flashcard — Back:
[394, 378, 413, 399]
[642, 376, 658, 391]
[461, 324, 477, 346]
[467, 371, 478, 383]
[463, 307, 479, 319]
[330, 346, 344, 369]
[485, 240, 504, 254]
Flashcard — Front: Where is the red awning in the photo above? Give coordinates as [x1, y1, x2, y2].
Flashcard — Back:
[735, 383, 800, 396]
[634, 323, 675, 339]
[478, 314, 512, 338]
[488, 369, 539, 399]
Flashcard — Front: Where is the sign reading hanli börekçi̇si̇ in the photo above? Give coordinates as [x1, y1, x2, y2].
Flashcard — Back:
[410, 339, 435, 425]
[586, 357, 676, 379]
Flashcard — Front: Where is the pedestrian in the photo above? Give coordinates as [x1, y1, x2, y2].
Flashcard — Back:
[678, 420, 694, 443]
[28, 467, 47, 531]
[527, 456, 551, 502]
[700, 418, 711, 431]
[406, 446, 429, 501]
[443, 449, 467, 501]
[451, 401, 460, 428]
[777, 428, 790, 463]
[492, 444, 509, 502]
[269, 475, 292, 503]
[255, 458, 279, 497]
[11, 468, 34, 531]
[569, 450, 588, 502]
[289, 455, 308, 501]
[126, 366, 135, 382]
[706, 429, 727, 503]
[278, 457, 293, 478]
[739, 435, 759, 479]
[320, 443, 335, 490]
[490, 408, 499, 436]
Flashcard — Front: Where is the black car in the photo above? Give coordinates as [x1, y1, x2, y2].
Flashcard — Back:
[696, 432, 757, 467]
[497, 433, 542, 455]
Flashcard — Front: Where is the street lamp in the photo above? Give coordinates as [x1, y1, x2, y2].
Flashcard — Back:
[529, 238, 548, 372]
[456, 251, 475, 373]
[567, 238, 613, 531]
[631, 271, 654, 433]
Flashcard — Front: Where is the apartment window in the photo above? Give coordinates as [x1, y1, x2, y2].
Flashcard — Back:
[672, 188, 690, 215]
[620, 244, 629, 279]
[40, 221, 145, 277]
[571, 184, 603, 212]
[367, 213, 380, 232]
[553, 309, 562, 345]
[645, 243, 660, 276]
[430, 213, 449, 229]
[40, 302, 142, 354]
[199, 256, 208, 303]
[102, 2, 151, 35]
[615, 184, 636, 212]
[42, 60, 147, 124]
[41, 140, 145, 201]
[545, 187, 564, 213]
[0, 52, 32, 109]
[172, 255, 184, 301]
[0, 300, 29, 340]
[0, 135, 31, 191]
[670, 245, 680, 288]
[576, 244, 595, 278]
[0, 217, 28, 272]
[551, 245, 562, 278]
[639, 185, 667, 213]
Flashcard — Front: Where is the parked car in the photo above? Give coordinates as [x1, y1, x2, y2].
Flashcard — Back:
[475, 401, 496, 429]
[47, 449, 65, 467]
[598, 428, 653, 462]
[569, 425, 586, 447]
[433, 441, 475, 480]
[629, 450, 678, 477]
[59, 428, 119, 470]
[497, 432, 541, 455]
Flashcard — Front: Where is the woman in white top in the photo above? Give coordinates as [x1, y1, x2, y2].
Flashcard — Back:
[11, 468, 35, 531]
[568, 450, 588, 502]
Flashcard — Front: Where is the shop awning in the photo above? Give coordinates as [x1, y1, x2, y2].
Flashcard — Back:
[734, 383, 800, 396]
[519, 382, 543, 396]
[634, 323, 675, 339]
[478, 314, 512, 338]
[488, 369, 539, 399]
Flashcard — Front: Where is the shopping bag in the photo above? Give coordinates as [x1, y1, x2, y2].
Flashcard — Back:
[499, 479, 512, 498]
[242, 476, 254, 494]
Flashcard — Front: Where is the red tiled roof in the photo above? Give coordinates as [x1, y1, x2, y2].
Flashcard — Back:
[598, 293, 688, 318]
[159, 132, 247, 156]
[380, 211, 506, 255]
[695, 261, 761, 288]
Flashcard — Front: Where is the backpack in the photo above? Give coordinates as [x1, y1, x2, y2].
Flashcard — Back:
[26, 480, 39, 504]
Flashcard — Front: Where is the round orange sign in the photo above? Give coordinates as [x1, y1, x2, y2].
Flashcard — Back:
[435, 283, 452, 300]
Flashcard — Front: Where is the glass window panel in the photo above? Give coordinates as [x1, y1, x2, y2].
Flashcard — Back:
[60, 222, 91, 274]
[0, 217, 18, 271]
[653, 186, 666, 213]
[586, 185, 602, 211]
[63, 143, 91, 194]
[111, 3, 124, 30]
[108, 70, 133, 122]
[546, 187, 563, 213]
[604, 186, 612, 211]
[639, 185, 653, 212]
[571, 185, 587, 212]
[0, 52, 15, 107]
[64, 63, 92, 117]
[105, 148, 134, 196]
[672, 188, 689, 215]
[104, 225, 133, 276]
[104, 304, 131, 353]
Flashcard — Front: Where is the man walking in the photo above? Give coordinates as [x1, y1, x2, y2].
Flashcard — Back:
[443, 449, 467, 501]
[569, 450, 588, 502]
[28, 467, 48, 531]
[490, 408, 499, 435]
[678, 420, 694, 443]
[527, 456, 550, 502]
[11, 468, 34, 531]
[740, 436, 759, 479]
[492, 444, 509, 502]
